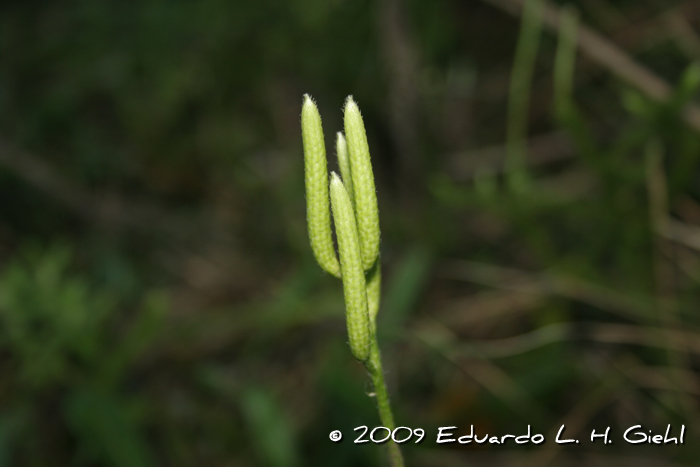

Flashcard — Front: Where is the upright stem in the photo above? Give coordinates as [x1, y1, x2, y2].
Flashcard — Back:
[506, 0, 543, 193]
[367, 340, 404, 467]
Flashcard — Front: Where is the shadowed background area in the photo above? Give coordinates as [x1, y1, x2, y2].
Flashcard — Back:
[0, 0, 700, 465]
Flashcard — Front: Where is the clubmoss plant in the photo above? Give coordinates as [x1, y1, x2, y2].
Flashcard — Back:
[301, 94, 404, 467]
[329, 172, 371, 363]
[343, 97, 381, 272]
[302, 96, 342, 278]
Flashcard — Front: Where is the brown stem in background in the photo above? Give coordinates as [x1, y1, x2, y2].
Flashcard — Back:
[378, 0, 423, 206]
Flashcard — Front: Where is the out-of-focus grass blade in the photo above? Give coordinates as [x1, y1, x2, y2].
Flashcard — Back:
[668, 62, 700, 111]
[379, 247, 433, 341]
[240, 387, 300, 467]
[506, 0, 544, 193]
[0, 413, 18, 467]
[99, 291, 167, 387]
[553, 6, 600, 162]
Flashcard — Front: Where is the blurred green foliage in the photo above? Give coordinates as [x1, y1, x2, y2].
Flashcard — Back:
[0, 245, 165, 466]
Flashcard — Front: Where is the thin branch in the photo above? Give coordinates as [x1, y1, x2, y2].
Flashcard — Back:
[446, 130, 575, 180]
[438, 259, 651, 320]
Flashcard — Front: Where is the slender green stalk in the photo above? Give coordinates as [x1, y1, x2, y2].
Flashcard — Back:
[368, 342, 404, 467]
[553, 6, 601, 162]
[302, 95, 402, 467]
[553, 6, 578, 121]
[506, 0, 544, 193]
